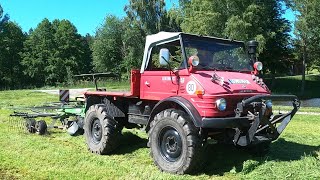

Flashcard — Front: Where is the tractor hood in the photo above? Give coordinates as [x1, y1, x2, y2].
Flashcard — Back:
[192, 71, 270, 95]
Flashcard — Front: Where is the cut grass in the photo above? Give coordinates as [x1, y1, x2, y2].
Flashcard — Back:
[273, 105, 320, 113]
[0, 90, 57, 109]
[0, 90, 319, 179]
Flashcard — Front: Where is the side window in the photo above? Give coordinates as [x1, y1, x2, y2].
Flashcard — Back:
[147, 42, 184, 70]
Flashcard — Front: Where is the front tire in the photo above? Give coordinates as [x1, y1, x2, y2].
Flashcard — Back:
[84, 104, 121, 154]
[26, 118, 36, 133]
[148, 109, 202, 174]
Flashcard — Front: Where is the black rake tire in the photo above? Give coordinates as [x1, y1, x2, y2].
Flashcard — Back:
[148, 109, 203, 174]
[26, 118, 36, 133]
[84, 104, 121, 155]
[35, 120, 47, 135]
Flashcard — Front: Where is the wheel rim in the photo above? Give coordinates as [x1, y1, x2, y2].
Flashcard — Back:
[91, 118, 102, 144]
[35, 121, 41, 132]
[159, 126, 182, 162]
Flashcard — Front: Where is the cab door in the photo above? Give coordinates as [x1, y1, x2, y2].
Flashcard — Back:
[140, 40, 184, 100]
[140, 71, 178, 100]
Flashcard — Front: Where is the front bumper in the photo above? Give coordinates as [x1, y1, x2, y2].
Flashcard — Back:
[201, 95, 300, 146]
[202, 116, 250, 128]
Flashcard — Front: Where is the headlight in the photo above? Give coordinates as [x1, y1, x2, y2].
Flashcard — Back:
[216, 98, 227, 111]
[254, 61, 263, 71]
[265, 100, 272, 109]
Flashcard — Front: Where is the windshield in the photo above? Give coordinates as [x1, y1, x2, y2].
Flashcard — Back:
[183, 36, 253, 71]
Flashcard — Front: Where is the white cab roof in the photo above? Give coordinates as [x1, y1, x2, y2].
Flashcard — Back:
[140, 32, 244, 73]
[141, 32, 181, 73]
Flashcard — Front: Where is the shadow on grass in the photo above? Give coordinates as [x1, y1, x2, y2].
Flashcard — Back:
[114, 131, 148, 155]
[109, 132, 319, 175]
[199, 138, 319, 175]
[269, 138, 319, 161]
[46, 130, 67, 135]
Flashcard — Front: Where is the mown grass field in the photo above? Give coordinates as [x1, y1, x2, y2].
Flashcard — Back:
[0, 90, 319, 179]
[264, 74, 320, 99]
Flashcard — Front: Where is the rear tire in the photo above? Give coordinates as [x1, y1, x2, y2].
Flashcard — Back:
[84, 104, 121, 154]
[148, 109, 203, 174]
[35, 120, 47, 135]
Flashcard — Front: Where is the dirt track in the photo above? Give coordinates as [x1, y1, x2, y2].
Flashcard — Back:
[34, 88, 90, 99]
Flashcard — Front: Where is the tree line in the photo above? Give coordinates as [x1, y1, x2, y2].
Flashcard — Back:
[0, 0, 319, 89]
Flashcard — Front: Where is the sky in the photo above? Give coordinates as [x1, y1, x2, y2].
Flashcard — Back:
[1, 0, 295, 36]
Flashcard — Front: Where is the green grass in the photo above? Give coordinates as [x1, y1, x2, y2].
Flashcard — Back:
[264, 74, 320, 99]
[0, 90, 57, 109]
[273, 105, 320, 113]
[0, 90, 319, 179]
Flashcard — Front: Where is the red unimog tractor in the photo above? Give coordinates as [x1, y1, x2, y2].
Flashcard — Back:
[83, 32, 300, 174]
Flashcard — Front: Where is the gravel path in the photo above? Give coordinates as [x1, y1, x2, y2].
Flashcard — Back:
[279, 110, 320, 115]
[34, 88, 90, 99]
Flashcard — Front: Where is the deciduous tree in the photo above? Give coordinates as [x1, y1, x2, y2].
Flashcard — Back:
[22, 18, 92, 85]
[0, 22, 25, 88]
[125, 0, 167, 35]
[92, 15, 124, 73]
[181, 0, 291, 75]
[21, 18, 55, 86]
[0, 4, 9, 31]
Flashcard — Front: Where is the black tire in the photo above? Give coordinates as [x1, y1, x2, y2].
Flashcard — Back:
[35, 120, 47, 135]
[76, 116, 84, 129]
[84, 104, 121, 155]
[76, 116, 85, 135]
[247, 141, 271, 157]
[26, 118, 36, 133]
[148, 109, 203, 174]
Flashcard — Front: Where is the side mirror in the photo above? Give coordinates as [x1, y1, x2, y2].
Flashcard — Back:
[188, 56, 199, 67]
[187, 56, 200, 73]
[159, 48, 170, 66]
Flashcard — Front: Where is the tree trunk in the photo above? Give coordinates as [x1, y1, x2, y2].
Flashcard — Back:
[271, 68, 276, 90]
[301, 41, 306, 95]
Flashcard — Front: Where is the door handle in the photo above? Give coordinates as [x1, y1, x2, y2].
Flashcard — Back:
[145, 81, 150, 86]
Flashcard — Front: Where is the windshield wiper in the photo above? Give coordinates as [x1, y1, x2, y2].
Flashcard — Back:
[202, 66, 218, 70]
[221, 66, 235, 71]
